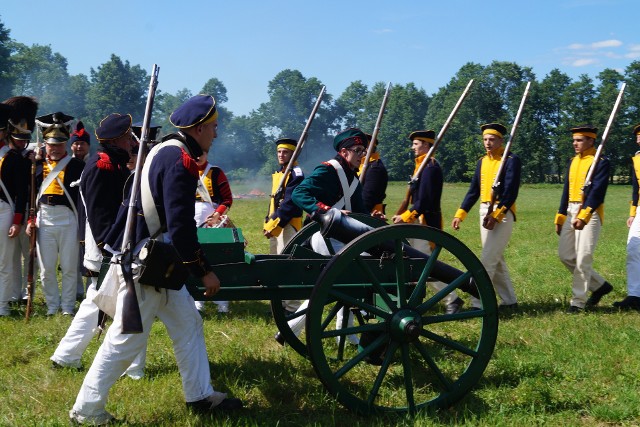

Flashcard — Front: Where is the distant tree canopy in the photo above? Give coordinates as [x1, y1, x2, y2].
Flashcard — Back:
[1, 17, 638, 183]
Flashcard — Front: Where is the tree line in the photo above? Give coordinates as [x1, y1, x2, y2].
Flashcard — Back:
[1, 17, 638, 183]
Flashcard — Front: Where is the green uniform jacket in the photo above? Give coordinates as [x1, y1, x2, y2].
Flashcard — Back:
[292, 155, 365, 215]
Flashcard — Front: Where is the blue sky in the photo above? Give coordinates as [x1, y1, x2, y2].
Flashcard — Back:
[2, 0, 638, 116]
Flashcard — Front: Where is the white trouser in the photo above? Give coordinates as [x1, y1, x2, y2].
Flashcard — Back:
[51, 277, 146, 373]
[36, 204, 79, 313]
[408, 222, 458, 306]
[287, 232, 358, 345]
[270, 223, 301, 312]
[11, 226, 30, 300]
[0, 200, 17, 312]
[471, 204, 517, 308]
[72, 280, 215, 417]
[627, 214, 640, 297]
[558, 202, 605, 307]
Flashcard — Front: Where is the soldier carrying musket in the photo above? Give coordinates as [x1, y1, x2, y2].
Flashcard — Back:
[451, 123, 522, 312]
[0, 97, 37, 317]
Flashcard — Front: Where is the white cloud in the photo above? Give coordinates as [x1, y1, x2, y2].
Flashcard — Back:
[568, 43, 585, 50]
[374, 28, 393, 34]
[591, 39, 622, 49]
[625, 51, 640, 59]
[572, 58, 598, 66]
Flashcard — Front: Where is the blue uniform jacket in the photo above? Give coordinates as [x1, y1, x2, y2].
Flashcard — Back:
[105, 132, 212, 278]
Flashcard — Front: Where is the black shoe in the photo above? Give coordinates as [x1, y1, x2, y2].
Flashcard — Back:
[566, 305, 583, 314]
[274, 332, 285, 346]
[499, 303, 518, 312]
[613, 295, 640, 311]
[187, 396, 244, 414]
[445, 298, 464, 315]
[586, 282, 613, 307]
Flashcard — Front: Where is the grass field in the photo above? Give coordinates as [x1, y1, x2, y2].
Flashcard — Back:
[1, 182, 639, 426]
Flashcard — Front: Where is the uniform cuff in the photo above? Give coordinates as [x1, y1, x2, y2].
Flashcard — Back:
[13, 213, 23, 225]
[554, 213, 566, 226]
[576, 207, 593, 224]
[631, 203, 637, 218]
[454, 209, 467, 221]
[264, 217, 282, 236]
[315, 202, 331, 213]
[215, 205, 228, 215]
[491, 206, 507, 222]
[399, 210, 416, 223]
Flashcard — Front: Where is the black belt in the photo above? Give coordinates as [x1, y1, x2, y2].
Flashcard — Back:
[39, 194, 70, 208]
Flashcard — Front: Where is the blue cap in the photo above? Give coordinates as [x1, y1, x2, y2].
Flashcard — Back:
[95, 113, 132, 141]
[169, 94, 218, 129]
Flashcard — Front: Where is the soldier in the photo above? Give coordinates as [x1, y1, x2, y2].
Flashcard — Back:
[26, 112, 84, 316]
[0, 97, 36, 317]
[70, 95, 242, 425]
[51, 113, 145, 378]
[264, 137, 304, 321]
[359, 133, 388, 214]
[288, 128, 372, 345]
[393, 130, 463, 314]
[70, 121, 91, 162]
[69, 120, 92, 300]
[555, 125, 612, 313]
[615, 124, 640, 310]
[194, 147, 233, 313]
[451, 123, 520, 311]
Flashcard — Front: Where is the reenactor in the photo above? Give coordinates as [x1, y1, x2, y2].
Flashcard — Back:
[194, 147, 233, 313]
[289, 128, 372, 346]
[70, 95, 242, 425]
[70, 121, 91, 162]
[69, 120, 91, 300]
[359, 133, 388, 214]
[26, 112, 84, 316]
[264, 137, 304, 324]
[51, 113, 145, 378]
[615, 124, 640, 310]
[555, 125, 612, 313]
[451, 123, 520, 312]
[0, 97, 37, 317]
[392, 130, 463, 314]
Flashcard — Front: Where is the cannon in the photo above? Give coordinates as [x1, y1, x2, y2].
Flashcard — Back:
[187, 212, 498, 415]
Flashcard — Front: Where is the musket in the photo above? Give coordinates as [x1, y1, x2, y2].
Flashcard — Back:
[485, 81, 531, 222]
[396, 79, 474, 215]
[120, 64, 160, 334]
[359, 82, 392, 184]
[269, 85, 325, 209]
[24, 130, 41, 321]
[581, 82, 626, 202]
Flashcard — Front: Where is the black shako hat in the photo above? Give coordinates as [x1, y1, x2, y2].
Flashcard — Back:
[570, 124, 598, 139]
[409, 130, 435, 143]
[69, 121, 91, 145]
[481, 123, 507, 138]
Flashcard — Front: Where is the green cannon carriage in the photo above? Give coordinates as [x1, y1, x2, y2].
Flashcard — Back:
[186, 214, 498, 415]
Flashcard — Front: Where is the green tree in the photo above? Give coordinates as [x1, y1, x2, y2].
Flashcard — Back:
[256, 69, 335, 173]
[85, 54, 149, 129]
[0, 18, 14, 100]
[557, 74, 595, 169]
[537, 69, 572, 181]
[9, 43, 70, 113]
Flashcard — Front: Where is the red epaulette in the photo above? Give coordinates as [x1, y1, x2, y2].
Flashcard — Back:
[96, 152, 114, 171]
[181, 149, 199, 178]
[322, 161, 332, 166]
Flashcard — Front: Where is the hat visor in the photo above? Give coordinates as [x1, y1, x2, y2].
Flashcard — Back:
[11, 132, 32, 141]
[44, 137, 68, 144]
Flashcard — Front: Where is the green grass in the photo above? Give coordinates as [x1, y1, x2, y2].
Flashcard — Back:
[1, 182, 639, 426]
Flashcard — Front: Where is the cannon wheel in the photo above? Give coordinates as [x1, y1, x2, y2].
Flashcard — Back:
[306, 224, 498, 414]
[270, 213, 387, 357]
